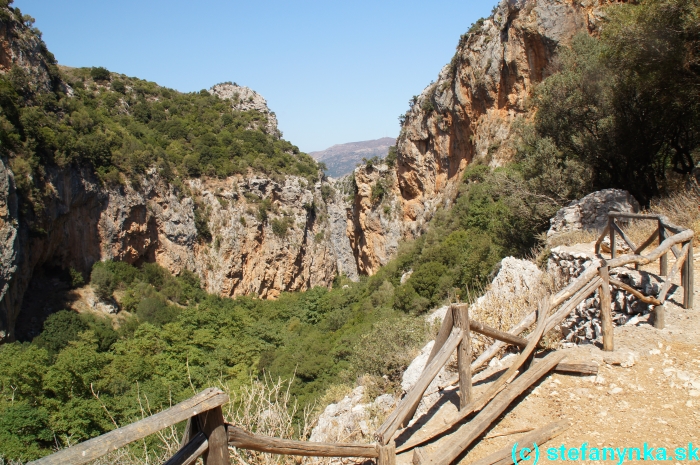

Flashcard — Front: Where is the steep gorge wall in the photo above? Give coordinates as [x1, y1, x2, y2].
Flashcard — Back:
[0, 9, 363, 342]
[348, 0, 613, 274]
[0, 161, 362, 341]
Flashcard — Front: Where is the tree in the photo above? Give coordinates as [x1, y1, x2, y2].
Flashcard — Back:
[90, 66, 110, 82]
[528, 0, 700, 204]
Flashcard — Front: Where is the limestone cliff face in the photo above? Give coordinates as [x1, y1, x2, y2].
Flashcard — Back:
[348, 0, 612, 273]
[0, 161, 358, 340]
[0, 7, 362, 341]
[346, 164, 402, 275]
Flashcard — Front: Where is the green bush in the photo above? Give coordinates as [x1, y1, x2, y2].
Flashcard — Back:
[33, 310, 88, 355]
[90, 264, 115, 300]
[68, 267, 84, 287]
[371, 179, 387, 203]
[320, 183, 334, 201]
[89, 66, 110, 82]
[194, 203, 212, 242]
[385, 146, 398, 167]
[271, 217, 294, 237]
[110, 79, 125, 94]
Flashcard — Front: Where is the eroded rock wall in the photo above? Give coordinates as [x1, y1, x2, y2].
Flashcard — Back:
[0, 163, 360, 341]
[348, 0, 614, 273]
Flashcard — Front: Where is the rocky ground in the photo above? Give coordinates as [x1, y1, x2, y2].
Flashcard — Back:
[391, 249, 700, 465]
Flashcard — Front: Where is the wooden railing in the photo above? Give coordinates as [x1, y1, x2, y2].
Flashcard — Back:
[30, 212, 694, 465]
[594, 211, 694, 331]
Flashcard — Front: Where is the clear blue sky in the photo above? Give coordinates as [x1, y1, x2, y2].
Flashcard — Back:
[15, 0, 495, 152]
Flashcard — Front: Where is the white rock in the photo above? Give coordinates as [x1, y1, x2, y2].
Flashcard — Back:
[425, 306, 449, 325]
[401, 341, 434, 393]
[547, 189, 640, 237]
[603, 349, 637, 368]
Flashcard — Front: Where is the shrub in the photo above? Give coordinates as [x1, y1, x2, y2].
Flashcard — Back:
[110, 79, 125, 93]
[89, 66, 110, 82]
[385, 146, 397, 167]
[90, 264, 115, 300]
[194, 203, 212, 242]
[271, 217, 294, 237]
[320, 183, 334, 202]
[33, 310, 88, 355]
[371, 179, 387, 203]
[68, 267, 84, 287]
[349, 316, 430, 382]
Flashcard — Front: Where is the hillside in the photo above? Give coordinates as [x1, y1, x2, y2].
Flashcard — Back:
[309, 137, 395, 178]
[0, 0, 699, 461]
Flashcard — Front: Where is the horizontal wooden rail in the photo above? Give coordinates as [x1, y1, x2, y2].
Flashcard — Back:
[454, 307, 528, 348]
[467, 419, 570, 465]
[164, 432, 208, 465]
[228, 426, 379, 458]
[442, 360, 598, 390]
[607, 212, 661, 220]
[28, 388, 229, 465]
[606, 229, 693, 268]
[609, 277, 661, 306]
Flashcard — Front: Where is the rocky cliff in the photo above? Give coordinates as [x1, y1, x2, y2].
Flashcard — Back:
[0, 153, 363, 341]
[347, 0, 614, 274]
[0, 7, 365, 342]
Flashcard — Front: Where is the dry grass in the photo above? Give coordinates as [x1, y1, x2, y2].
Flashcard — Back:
[464, 272, 557, 360]
[47, 377, 317, 465]
[616, 190, 699, 249]
[545, 229, 599, 248]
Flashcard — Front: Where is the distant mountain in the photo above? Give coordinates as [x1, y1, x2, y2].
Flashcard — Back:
[309, 137, 396, 178]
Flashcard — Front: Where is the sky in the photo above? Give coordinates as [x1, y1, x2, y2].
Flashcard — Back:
[15, 0, 495, 153]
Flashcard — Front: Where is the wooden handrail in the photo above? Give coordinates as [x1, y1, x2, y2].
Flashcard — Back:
[228, 426, 379, 458]
[29, 388, 229, 465]
[164, 432, 208, 465]
[375, 328, 464, 444]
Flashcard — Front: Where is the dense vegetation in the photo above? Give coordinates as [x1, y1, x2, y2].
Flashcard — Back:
[519, 0, 700, 204]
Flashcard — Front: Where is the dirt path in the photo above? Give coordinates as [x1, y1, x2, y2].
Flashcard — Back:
[395, 251, 700, 464]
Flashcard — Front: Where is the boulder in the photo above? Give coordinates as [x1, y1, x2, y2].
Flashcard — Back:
[548, 189, 640, 237]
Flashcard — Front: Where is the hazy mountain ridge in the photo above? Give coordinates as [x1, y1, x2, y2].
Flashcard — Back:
[310, 137, 395, 177]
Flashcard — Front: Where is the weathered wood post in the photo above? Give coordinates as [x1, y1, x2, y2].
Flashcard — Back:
[378, 441, 396, 465]
[659, 220, 668, 276]
[598, 264, 614, 351]
[452, 305, 472, 409]
[682, 238, 694, 309]
[653, 304, 665, 329]
[608, 216, 616, 258]
[198, 406, 230, 465]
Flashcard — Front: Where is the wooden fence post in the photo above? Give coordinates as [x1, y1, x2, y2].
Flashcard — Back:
[683, 239, 694, 309]
[653, 304, 665, 329]
[659, 220, 668, 276]
[378, 441, 396, 465]
[599, 265, 614, 351]
[452, 305, 472, 410]
[609, 216, 616, 258]
[198, 407, 230, 465]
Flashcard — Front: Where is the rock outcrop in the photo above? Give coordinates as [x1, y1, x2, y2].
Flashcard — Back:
[209, 83, 280, 137]
[346, 163, 403, 274]
[348, 0, 617, 272]
[547, 189, 640, 237]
